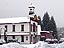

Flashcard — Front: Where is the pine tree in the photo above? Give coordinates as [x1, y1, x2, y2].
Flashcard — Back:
[45, 20, 52, 31]
[42, 12, 50, 31]
[51, 16, 58, 39]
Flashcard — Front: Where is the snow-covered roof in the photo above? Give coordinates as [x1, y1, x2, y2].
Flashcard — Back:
[0, 17, 30, 23]
[40, 31, 51, 33]
[46, 39, 58, 41]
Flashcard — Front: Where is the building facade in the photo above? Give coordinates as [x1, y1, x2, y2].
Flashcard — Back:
[0, 4, 38, 44]
[0, 4, 53, 44]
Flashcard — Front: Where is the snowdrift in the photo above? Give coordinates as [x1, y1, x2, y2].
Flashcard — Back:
[22, 41, 64, 48]
[0, 43, 24, 48]
[0, 41, 64, 48]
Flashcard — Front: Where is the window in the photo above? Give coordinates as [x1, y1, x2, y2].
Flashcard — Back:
[33, 23, 35, 32]
[21, 25, 24, 31]
[5, 25, 7, 32]
[21, 35, 24, 42]
[13, 25, 15, 32]
[26, 36, 28, 40]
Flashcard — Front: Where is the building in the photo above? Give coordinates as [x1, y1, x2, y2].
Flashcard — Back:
[40, 31, 53, 41]
[0, 4, 53, 44]
[0, 4, 39, 44]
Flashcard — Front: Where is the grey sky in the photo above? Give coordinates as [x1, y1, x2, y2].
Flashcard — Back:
[0, 0, 64, 27]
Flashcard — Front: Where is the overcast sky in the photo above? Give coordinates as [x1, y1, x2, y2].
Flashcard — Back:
[0, 0, 64, 27]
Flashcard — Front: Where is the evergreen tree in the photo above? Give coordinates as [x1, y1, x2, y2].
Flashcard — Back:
[51, 16, 58, 39]
[41, 12, 58, 39]
[45, 20, 52, 31]
[41, 22, 43, 31]
[42, 12, 50, 31]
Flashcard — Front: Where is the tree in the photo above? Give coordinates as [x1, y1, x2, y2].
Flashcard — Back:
[45, 20, 52, 31]
[41, 12, 58, 39]
[50, 16, 58, 39]
[42, 12, 50, 31]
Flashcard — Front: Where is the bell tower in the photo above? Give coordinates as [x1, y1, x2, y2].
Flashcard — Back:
[28, 3, 35, 15]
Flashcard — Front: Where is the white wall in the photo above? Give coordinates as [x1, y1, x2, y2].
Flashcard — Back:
[24, 36, 30, 43]
[23, 23, 30, 32]
[15, 24, 21, 32]
[6, 35, 30, 43]
[15, 35, 30, 43]
[0, 22, 30, 33]
[15, 23, 30, 32]
[0, 23, 31, 44]
[7, 24, 13, 32]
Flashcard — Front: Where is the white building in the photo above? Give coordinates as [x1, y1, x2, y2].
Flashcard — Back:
[0, 4, 40, 44]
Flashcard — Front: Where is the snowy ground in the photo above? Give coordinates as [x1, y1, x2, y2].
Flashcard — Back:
[0, 41, 64, 48]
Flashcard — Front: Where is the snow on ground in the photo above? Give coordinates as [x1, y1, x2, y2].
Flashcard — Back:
[0, 41, 64, 48]
[21, 41, 64, 48]
[56, 42, 64, 48]
[0, 43, 24, 48]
